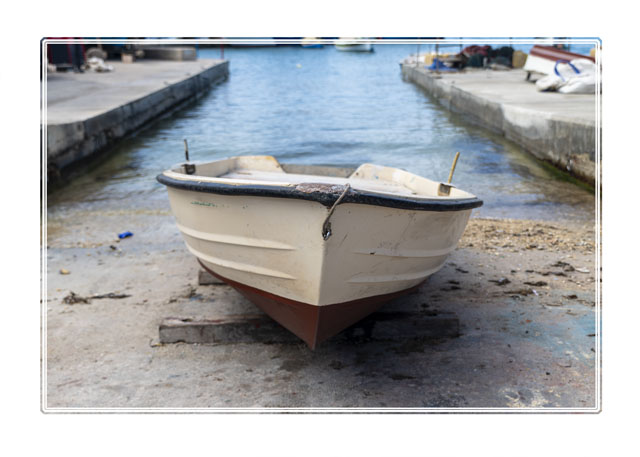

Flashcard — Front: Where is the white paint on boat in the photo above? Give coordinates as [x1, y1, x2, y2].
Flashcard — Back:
[523, 54, 557, 76]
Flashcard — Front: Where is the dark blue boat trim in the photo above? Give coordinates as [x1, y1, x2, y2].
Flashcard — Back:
[156, 174, 483, 212]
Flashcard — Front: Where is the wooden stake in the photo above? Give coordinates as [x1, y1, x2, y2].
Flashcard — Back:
[183, 139, 195, 175]
[447, 151, 460, 184]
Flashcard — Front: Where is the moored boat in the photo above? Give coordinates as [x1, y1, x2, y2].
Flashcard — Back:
[158, 155, 482, 348]
[335, 38, 373, 52]
[227, 38, 277, 47]
[523, 45, 595, 79]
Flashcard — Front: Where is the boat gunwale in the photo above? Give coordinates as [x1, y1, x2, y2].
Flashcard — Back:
[157, 173, 483, 212]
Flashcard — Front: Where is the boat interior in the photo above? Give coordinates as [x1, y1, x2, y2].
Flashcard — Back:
[167, 155, 477, 200]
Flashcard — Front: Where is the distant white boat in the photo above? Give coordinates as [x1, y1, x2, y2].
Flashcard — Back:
[301, 38, 323, 48]
[335, 38, 373, 52]
[227, 38, 277, 47]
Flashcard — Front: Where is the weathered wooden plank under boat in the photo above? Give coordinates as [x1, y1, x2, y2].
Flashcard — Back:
[157, 155, 482, 348]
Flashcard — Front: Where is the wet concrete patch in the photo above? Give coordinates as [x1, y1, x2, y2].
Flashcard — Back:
[389, 373, 416, 381]
[278, 358, 308, 373]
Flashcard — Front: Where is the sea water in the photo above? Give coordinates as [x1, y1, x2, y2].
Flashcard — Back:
[48, 43, 594, 224]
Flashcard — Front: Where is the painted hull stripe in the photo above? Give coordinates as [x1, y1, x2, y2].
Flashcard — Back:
[158, 174, 483, 212]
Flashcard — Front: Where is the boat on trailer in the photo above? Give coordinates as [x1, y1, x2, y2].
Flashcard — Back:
[158, 155, 482, 348]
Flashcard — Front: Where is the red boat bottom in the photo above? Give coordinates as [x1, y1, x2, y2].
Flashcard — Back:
[198, 260, 422, 349]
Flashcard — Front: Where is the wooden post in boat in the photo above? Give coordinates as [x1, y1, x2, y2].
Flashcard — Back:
[447, 151, 460, 184]
[183, 139, 195, 175]
[438, 151, 460, 196]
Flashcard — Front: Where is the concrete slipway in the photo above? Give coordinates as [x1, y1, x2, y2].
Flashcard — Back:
[401, 65, 598, 185]
[45, 59, 229, 181]
[46, 213, 597, 409]
[44, 56, 597, 410]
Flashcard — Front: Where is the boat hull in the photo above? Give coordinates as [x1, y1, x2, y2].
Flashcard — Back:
[165, 187, 472, 347]
[200, 261, 424, 349]
[159, 155, 481, 348]
[524, 45, 595, 75]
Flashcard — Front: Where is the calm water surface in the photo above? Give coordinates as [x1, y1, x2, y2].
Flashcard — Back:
[48, 44, 594, 223]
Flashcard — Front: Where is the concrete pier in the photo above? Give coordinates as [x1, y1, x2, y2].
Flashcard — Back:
[46, 59, 229, 181]
[402, 65, 598, 185]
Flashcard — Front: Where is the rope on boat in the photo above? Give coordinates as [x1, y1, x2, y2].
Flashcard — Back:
[322, 183, 351, 240]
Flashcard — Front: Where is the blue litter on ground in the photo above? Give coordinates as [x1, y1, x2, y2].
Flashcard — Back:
[426, 58, 457, 71]
[118, 231, 133, 239]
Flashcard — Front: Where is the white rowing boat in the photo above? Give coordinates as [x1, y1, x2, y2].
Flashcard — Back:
[158, 155, 482, 348]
